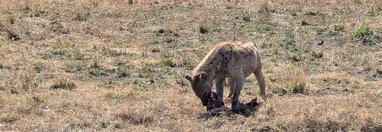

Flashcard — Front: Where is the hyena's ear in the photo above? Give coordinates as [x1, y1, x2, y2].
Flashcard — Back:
[198, 72, 208, 82]
[185, 75, 192, 83]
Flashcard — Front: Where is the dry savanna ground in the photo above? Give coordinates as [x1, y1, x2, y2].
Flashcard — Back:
[1, 0, 382, 131]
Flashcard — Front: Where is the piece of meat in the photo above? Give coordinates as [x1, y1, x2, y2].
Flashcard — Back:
[206, 92, 224, 111]
[206, 92, 228, 116]
[236, 98, 259, 116]
[245, 98, 259, 109]
[206, 92, 259, 116]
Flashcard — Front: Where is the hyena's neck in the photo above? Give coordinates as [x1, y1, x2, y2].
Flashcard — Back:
[192, 50, 222, 82]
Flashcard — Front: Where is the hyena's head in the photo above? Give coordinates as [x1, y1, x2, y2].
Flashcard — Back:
[185, 72, 212, 106]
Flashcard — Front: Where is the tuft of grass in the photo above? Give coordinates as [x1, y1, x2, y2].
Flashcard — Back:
[259, 0, 271, 13]
[305, 11, 318, 16]
[90, 61, 100, 69]
[107, 49, 128, 57]
[155, 28, 179, 37]
[0, 61, 4, 69]
[160, 58, 176, 67]
[51, 49, 71, 58]
[33, 62, 45, 73]
[160, 53, 176, 67]
[334, 25, 345, 32]
[72, 50, 85, 60]
[270, 66, 308, 95]
[116, 66, 130, 78]
[114, 121, 124, 129]
[312, 51, 324, 59]
[6, 30, 20, 41]
[116, 111, 154, 127]
[199, 24, 209, 34]
[352, 22, 375, 39]
[49, 78, 76, 90]
[73, 12, 90, 21]
[28, 95, 47, 109]
[242, 16, 251, 22]
[0, 114, 18, 123]
[88, 61, 111, 77]
[292, 80, 307, 94]
[158, 29, 165, 34]
[301, 21, 309, 26]
[21, 6, 47, 17]
[376, 67, 382, 75]
[0, 62, 11, 70]
[289, 54, 302, 62]
[62, 62, 84, 73]
[89, 68, 109, 77]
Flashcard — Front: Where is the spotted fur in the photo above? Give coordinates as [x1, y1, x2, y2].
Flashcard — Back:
[185, 41, 266, 113]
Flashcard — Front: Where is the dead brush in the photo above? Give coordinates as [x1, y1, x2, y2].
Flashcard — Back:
[49, 78, 76, 90]
[0, 113, 18, 124]
[269, 66, 308, 95]
[2, 67, 40, 93]
[258, 0, 271, 13]
[115, 109, 154, 127]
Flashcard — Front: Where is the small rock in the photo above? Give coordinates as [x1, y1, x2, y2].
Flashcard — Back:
[151, 48, 160, 52]
[305, 11, 318, 16]
[243, 16, 251, 22]
[318, 40, 324, 45]
[0, 123, 5, 128]
[10, 89, 18, 94]
[199, 26, 209, 34]
[334, 25, 344, 32]
[43, 106, 54, 113]
[301, 21, 309, 26]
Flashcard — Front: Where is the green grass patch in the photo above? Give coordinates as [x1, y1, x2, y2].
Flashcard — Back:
[352, 22, 375, 39]
[116, 66, 130, 78]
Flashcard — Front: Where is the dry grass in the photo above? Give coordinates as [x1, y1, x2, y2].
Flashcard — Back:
[1, 0, 382, 131]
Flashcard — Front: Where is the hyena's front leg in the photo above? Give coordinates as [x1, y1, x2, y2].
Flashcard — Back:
[231, 76, 244, 113]
[215, 77, 225, 99]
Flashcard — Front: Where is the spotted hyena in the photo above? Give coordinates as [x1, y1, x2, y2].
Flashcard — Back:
[185, 41, 266, 113]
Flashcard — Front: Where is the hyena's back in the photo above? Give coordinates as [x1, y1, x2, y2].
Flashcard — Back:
[194, 41, 262, 79]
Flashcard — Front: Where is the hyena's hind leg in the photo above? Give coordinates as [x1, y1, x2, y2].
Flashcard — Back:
[254, 67, 266, 102]
[227, 78, 235, 97]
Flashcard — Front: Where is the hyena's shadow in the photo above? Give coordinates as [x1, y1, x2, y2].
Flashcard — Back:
[197, 99, 261, 119]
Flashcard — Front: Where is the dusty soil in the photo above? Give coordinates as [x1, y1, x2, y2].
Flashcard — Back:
[1, 0, 382, 131]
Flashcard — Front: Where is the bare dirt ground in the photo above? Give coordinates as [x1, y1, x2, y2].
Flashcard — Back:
[1, 0, 382, 131]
